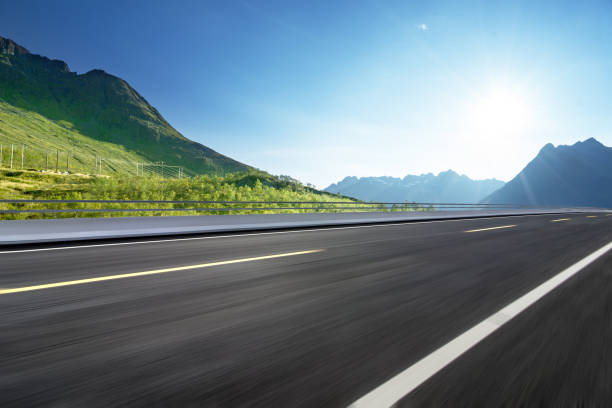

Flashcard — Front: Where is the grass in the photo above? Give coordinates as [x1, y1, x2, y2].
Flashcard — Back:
[0, 101, 151, 175]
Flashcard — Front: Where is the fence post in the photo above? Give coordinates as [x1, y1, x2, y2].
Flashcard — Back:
[66, 151, 69, 172]
[56, 149, 59, 172]
[0, 144, 3, 168]
[21, 144, 24, 169]
[136, 162, 139, 176]
[46, 150, 49, 170]
[10, 144, 14, 169]
[161, 162, 164, 178]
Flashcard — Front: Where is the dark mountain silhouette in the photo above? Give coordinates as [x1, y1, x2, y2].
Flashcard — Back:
[325, 170, 504, 203]
[482, 138, 612, 207]
[0, 35, 251, 175]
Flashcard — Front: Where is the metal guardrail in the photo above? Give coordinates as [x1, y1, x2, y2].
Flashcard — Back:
[0, 199, 602, 215]
[0, 199, 537, 205]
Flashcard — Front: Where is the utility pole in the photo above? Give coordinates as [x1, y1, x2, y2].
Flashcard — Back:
[55, 149, 59, 172]
[10, 144, 14, 169]
[21, 144, 24, 169]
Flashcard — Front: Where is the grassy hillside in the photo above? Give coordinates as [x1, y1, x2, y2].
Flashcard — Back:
[0, 169, 363, 219]
[0, 101, 150, 174]
[0, 35, 251, 176]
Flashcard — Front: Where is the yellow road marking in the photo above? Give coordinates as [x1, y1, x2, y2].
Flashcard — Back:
[551, 218, 571, 222]
[465, 225, 516, 233]
[586, 215, 598, 218]
[0, 249, 324, 295]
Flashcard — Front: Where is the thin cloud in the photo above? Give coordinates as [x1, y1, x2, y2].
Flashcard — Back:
[417, 23, 429, 31]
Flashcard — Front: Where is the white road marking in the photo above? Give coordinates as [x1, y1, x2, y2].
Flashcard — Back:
[348, 240, 612, 408]
[0, 214, 558, 254]
[551, 218, 570, 222]
[464, 225, 516, 233]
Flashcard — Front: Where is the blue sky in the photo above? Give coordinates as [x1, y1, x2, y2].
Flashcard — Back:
[2, 0, 612, 187]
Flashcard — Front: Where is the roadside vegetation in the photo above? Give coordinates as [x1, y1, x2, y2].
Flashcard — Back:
[0, 169, 434, 220]
[0, 169, 372, 219]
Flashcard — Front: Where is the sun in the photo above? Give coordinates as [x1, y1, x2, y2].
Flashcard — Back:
[467, 86, 531, 135]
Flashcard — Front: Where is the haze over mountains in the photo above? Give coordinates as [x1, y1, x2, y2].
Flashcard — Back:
[0, 35, 250, 176]
[483, 138, 612, 207]
[325, 171, 505, 203]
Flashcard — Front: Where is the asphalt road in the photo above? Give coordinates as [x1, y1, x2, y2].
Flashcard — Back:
[1, 213, 611, 407]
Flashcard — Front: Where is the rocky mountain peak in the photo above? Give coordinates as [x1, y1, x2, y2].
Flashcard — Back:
[0, 36, 30, 56]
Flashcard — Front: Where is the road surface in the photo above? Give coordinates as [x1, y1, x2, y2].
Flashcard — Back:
[1, 213, 611, 407]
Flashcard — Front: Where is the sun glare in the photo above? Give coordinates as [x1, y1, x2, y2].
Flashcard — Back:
[467, 86, 531, 135]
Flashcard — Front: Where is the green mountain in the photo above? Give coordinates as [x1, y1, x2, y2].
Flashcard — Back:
[0, 35, 251, 176]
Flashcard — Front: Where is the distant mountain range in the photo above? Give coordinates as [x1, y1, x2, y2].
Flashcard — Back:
[325, 170, 505, 203]
[0, 35, 250, 176]
[482, 138, 612, 207]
